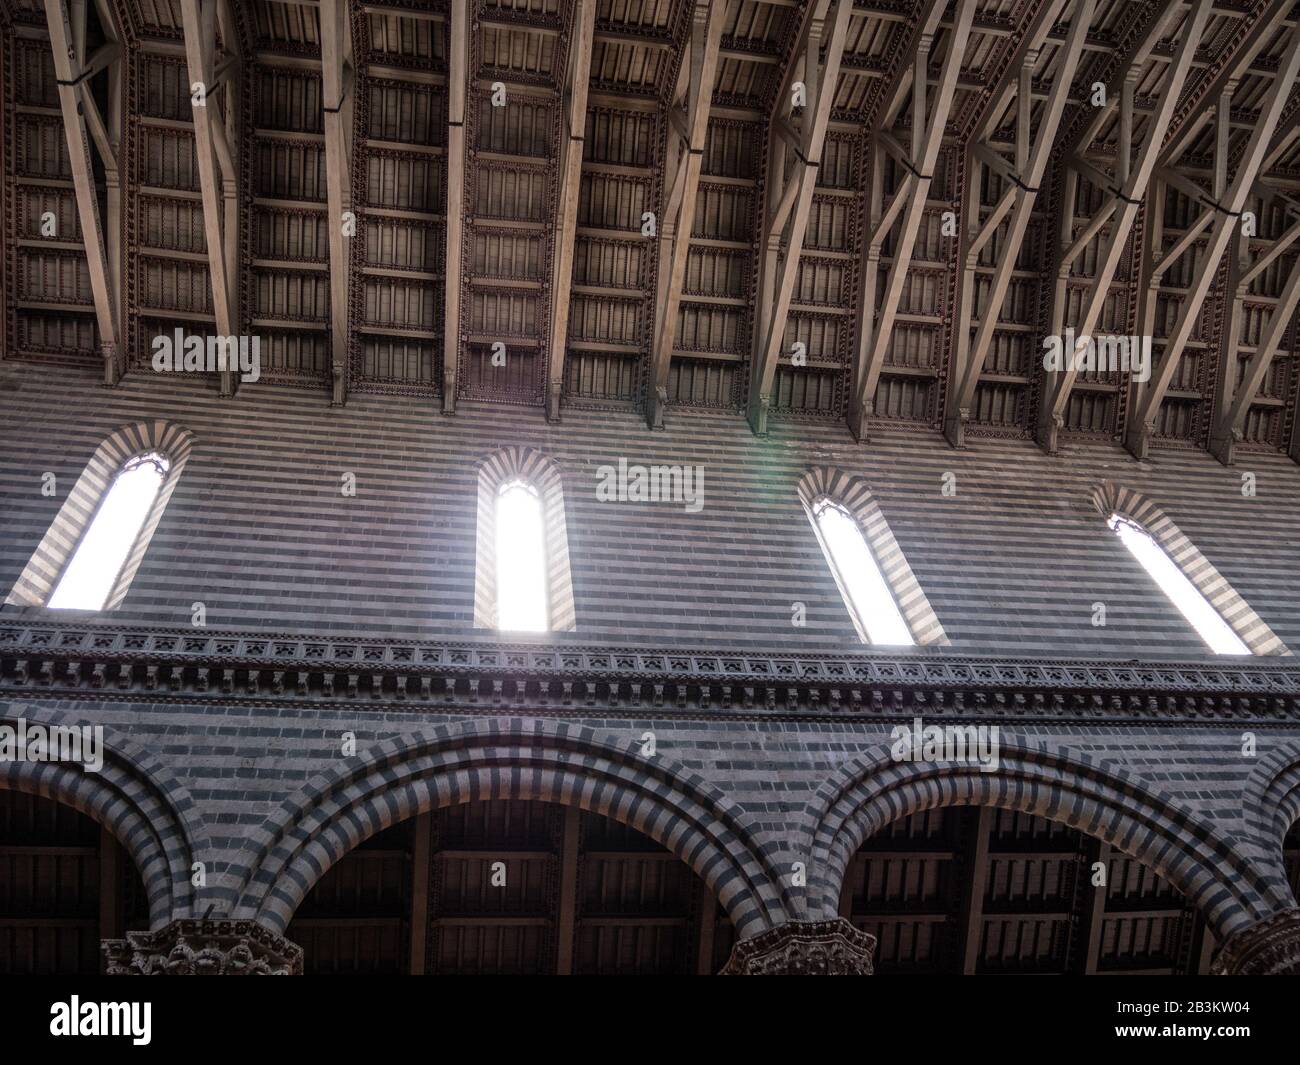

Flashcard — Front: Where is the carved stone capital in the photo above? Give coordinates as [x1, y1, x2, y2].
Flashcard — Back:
[721, 918, 876, 975]
[102, 919, 303, 975]
[1211, 909, 1300, 975]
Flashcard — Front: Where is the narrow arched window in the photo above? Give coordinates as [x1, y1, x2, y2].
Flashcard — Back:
[474, 447, 576, 632]
[812, 498, 914, 646]
[495, 478, 549, 631]
[47, 452, 171, 611]
[1106, 513, 1249, 655]
[6, 422, 194, 612]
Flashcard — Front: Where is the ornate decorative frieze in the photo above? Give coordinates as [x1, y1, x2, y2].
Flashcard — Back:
[102, 919, 303, 976]
[1211, 908, 1300, 975]
[722, 919, 876, 975]
[1, 620, 1298, 722]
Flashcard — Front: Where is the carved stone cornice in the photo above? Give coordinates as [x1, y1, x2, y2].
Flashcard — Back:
[722, 919, 876, 975]
[1, 619, 1299, 723]
[102, 919, 303, 976]
[1210, 908, 1300, 975]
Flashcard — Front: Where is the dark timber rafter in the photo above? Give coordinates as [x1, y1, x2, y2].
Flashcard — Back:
[745, 0, 852, 437]
[1125, 15, 1300, 460]
[178, 0, 242, 396]
[320, 0, 354, 407]
[940, 0, 1094, 449]
[442, 0, 468, 414]
[545, 0, 597, 423]
[848, 0, 977, 443]
[645, 0, 726, 431]
[42, 0, 123, 385]
[1035, 0, 1210, 455]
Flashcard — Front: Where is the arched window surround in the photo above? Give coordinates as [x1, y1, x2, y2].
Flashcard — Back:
[6, 420, 195, 611]
[474, 446, 576, 632]
[796, 468, 948, 647]
[1091, 481, 1289, 657]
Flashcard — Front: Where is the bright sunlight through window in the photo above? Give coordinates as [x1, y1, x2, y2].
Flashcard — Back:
[47, 452, 170, 611]
[1107, 514, 1249, 655]
[496, 479, 549, 632]
[814, 499, 914, 646]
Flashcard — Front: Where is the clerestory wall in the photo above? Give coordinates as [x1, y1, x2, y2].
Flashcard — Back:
[2, 362, 1299, 659]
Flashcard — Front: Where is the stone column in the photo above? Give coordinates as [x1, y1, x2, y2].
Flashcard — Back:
[103, 918, 303, 975]
[1210, 908, 1300, 975]
[721, 918, 876, 975]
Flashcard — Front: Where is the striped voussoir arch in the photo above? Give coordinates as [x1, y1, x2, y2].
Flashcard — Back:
[0, 703, 205, 927]
[473, 446, 576, 631]
[5, 420, 196, 610]
[227, 719, 790, 939]
[799, 738, 1288, 940]
[1091, 480, 1289, 656]
[1242, 744, 1300, 902]
[795, 467, 948, 646]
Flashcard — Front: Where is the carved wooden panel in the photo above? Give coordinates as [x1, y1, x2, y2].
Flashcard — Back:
[349, 10, 450, 395]
[249, 0, 322, 55]
[667, 357, 737, 409]
[773, 131, 866, 421]
[255, 270, 330, 322]
[473, 230, 544, 280]
[253, 207, 330, 262]
[4, 33, 97, 364]
[365, 12, 441, 65]
[254, 139, 329, 201]
[361, 337, 437, 385]
[130, 51, 207, 371]
[666, 118, 761, 410]
[129, 0, 184, 37]
[458, 14, 558, 403]
[559, 103, 660, 409]
[140, 256, 216, 315]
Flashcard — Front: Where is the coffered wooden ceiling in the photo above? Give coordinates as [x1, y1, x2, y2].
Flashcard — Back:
[5, 0, 1300, 463]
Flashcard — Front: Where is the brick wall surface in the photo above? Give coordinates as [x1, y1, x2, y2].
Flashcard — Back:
[2, 365, 1300, 946]
[2, 364, 1298, 657]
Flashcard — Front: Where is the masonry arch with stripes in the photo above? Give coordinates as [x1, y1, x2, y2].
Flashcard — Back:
[227, 719, 791, 945]
[0, 704, 205, 930]
[800, 737, 1288, 947]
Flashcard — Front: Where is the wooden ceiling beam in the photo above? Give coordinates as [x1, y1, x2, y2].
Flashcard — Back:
[1126, 19, 1300, 460]
[744, 0, 853, 436]
[941, 0, 1091, 448]
[43, 0, 123, 385]
[645, 0, 726, 430]
[1157, 0, 1295, 170]
[1067, 0, 1188, 163]
[545, 0, 598, 422]
[1076, 839, 1109, 974]
[320, 0, 354, 406]
[976, 0, 1068, 146]
[849, 0, 977, 442]
[957, 806, 993, 975]
[179, 0, 241, 396]
[1209, 173, 1300, 464]
[441, 0, 468, 414]
[1035, 0, 1212, 453]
